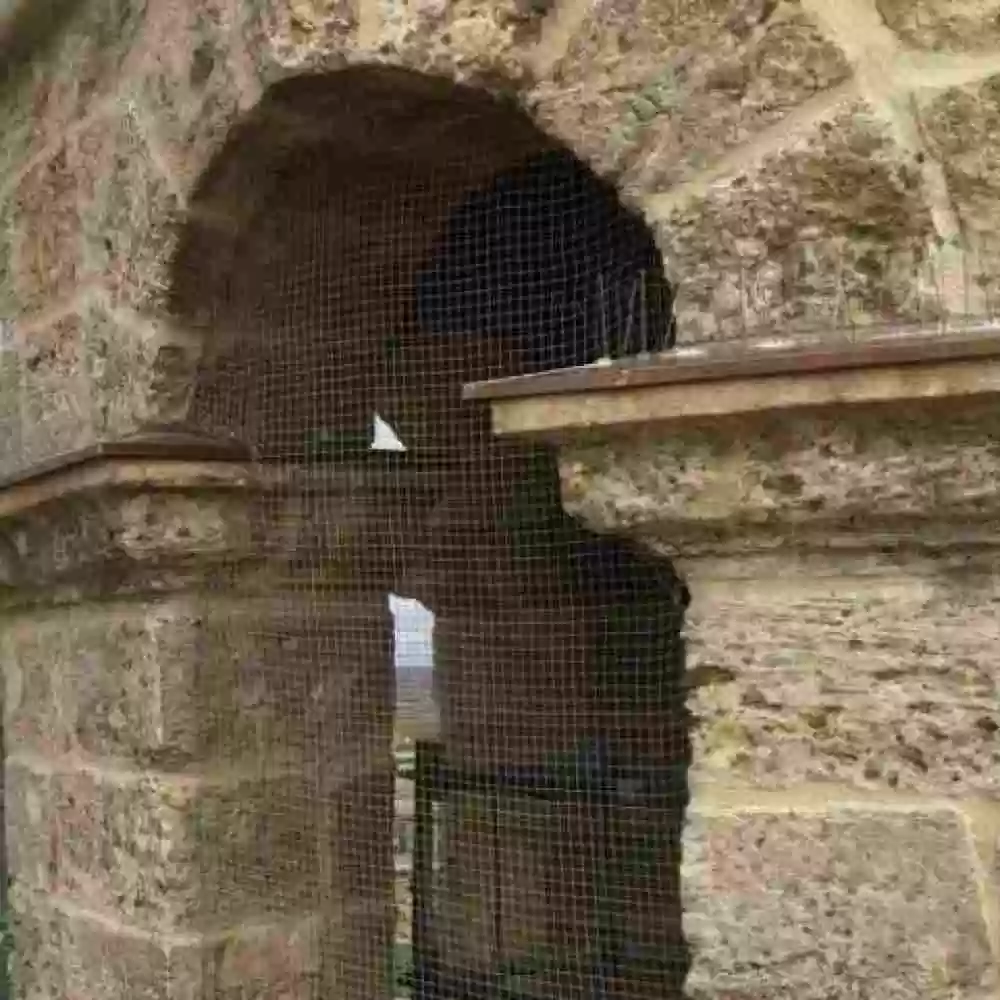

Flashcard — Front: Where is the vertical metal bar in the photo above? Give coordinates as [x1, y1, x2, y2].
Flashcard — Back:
[491, 783, 503, 981]
[412, 740, 438, 1000]
[639, 270, 648, 355]
[590, 738, 613, 1000]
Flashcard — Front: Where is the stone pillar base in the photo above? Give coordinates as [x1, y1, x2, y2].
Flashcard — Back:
[0, 452, 395, 1000]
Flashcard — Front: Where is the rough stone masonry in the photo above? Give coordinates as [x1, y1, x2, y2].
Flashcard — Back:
[0, 0, 1000, 997]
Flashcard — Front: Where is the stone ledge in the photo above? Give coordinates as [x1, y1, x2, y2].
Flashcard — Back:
[0, 428, 254, 515]
[463, 328, 1000, 439]
[0, 432, 256, 601]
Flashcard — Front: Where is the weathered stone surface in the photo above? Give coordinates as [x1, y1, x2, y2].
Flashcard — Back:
[18, 314, 97, 468]
[3, 595, 392, 766]
[9, 102, 179, 333]
[531, 0, 850, 181]
[7, 754, 392, 930]
[373, 0, 545, 82]
[247, 0, 357, 74]
[253, 0, 543, 84]
[4, 757, 57, 895]
[9, 123, 105, 316]
[8, 894, 65, 1000]
[877, 0, 1000, 51]
[0, 196, 17, 322]
[559, 399, 1000, 544]
[684, 553, 1000, 794]
[0, 82, 35, 189]
[650, 101, 938, 343]
[27, 0, 147, 151]
[919, 75, 1000, 307]
[84, 296, 202, 437]
[132, 0, 251, 190]
[683, 807, 997, 999]
[12, 894, 333, 1000]
[0, 486, 252, 602]
[79, 105, 184, 313]
[0, 334, 21, 471]
[560, 399, 1000, 795]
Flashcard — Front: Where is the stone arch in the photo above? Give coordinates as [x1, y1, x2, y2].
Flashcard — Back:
[165, 63, 690, 1000]
[168, 65, 674, 461]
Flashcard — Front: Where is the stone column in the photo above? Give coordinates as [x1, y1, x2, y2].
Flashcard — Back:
[559, 395, 1000, 999]
[0, 442, 396, 1000]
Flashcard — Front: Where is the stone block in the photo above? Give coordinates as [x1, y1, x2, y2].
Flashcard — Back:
[559, 402, 1000, 797]
[78, 103, 184, 314]
[6, 754, 393, 930]
[27, 0, 147, 151]
[4, 758, 56, 896]
[0, 85, 35, 188]
[255, 479, 406, 594]
[559, 399, 1000, 541]
[129, 0, 249, 190]
[650, 101, 938, 343]
[8, 117, 106, 316]
[684, 554, 1000, 795]
[4, 595, 389, 765]
[0, 195, 17, 323]
[83, 296, 203, 439]
[375, 0, 544, 82]
[315, 894, 394, 1000]
[18, 314, 97, 469]
[876, 0, 1000, 51]
[0, 325, 21, 472]
[532, 0, 850, 182]
[919, 75, 1000, 306]
[8, 893, 66, 1000]
[245, 0, 357, 75]
[3, 613, 69, 755]
[9, 95, 178, 339]
[683, 807, 997, 999]
[54, 901, 326, 1000]
[1, 487, 253, 598]
[254, 0, 542, 84]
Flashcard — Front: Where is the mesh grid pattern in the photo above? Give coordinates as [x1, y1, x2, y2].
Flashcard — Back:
[170, 73, 689, 1000]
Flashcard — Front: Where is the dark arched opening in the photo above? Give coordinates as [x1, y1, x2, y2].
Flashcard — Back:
[170, 65, 690, 1000]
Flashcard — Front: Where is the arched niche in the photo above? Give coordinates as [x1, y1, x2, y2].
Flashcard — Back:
[168, 64, 690, 1000]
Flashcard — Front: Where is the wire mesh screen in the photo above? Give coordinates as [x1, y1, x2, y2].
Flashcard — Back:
[170, 78, 690, 1000]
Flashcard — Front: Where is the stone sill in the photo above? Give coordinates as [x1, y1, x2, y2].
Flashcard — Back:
[0, 430, 441, 521]
[463, 327, 1000, 439]
[0, 429, 254, 520]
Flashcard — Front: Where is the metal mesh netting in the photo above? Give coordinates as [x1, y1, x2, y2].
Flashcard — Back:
[168, 72, 689, 1000]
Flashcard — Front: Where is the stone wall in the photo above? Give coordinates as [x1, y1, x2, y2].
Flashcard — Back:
[3, 0, 1000, 999]
[558, 393, 1000, 999]
[4, 0, 1000, 478]
[0, 456, 396, 999]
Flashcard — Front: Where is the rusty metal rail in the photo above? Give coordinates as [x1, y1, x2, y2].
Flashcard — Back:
[463, 325, 1000, 402]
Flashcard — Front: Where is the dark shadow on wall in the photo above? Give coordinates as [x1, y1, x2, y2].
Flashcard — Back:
[169, 65, 691, 1000]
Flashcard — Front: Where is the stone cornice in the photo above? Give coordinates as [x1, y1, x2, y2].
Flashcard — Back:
[465, 331, 1000, 556]
[464, 327, 1000, 439]
[0, 428, 254, 517]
